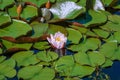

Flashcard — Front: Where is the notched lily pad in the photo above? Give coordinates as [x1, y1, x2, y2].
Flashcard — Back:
[0, 19, 32, 38]
[12, 51, 39, 67]
[0, 12, 11, 26]
[18, 66, 55, 80]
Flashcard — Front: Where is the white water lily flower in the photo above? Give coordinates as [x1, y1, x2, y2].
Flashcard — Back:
[47, 32, 67, 49]
[94, 0, 105, 11]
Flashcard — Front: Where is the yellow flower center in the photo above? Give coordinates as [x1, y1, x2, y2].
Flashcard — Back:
[55, 37, 61, 41]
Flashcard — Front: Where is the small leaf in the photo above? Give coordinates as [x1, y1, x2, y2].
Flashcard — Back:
[99, 41, 118, 59]
[0, 58, 16, 78]
[18, 66, 55, 80]
[2, 40, 32, 50]
[102, 58, 113, 68]
[30, 22, 48, 38]
[0, 19, 32, 38]
[36, 51, 58, 62]
[87, 51, 105, 67]
[67, 28, 82, 44]
[12, 51, 39, 67]
[0, 56, 6, 63]
[0, 12, 11, 26]
[0, 0, 14, 10]
[70, 64, 95, 78]
[54, 55, 74, 72]
[92, 29, 109, 38]
[114, 31, 120, 43]
[33, 41, 50, 50]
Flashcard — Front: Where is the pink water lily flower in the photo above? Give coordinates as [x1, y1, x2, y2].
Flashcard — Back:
[47, 32, 67, 49]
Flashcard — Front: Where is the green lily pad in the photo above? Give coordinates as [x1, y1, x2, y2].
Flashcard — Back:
[87, 51, 105, 67]
[0, 19, 32, 38]
[30, 22, 48, 38]
[74, 52, 91, 66]
[111, 46, 120, 61]
[12, 51, 39, 67]
[84, 10, 107, 27]
[92, 29, 109, 38]
[67, 28, 82, 44]
[70, 64, 95, 78]
[48, 24, 67, 35]
[54, 55, 74, 72]
[49, 1, 85, 20]
[2, 40, 32, 50]
[114, 31, 120, 43]
[0, 12, 11, 26]
[0, 0, 14, 10]
[8, 5, 38, 20]
[33, 41, 50, 50]
[36, 51, 58, 62]
[99, 41, 118, 59]
[74, 51, 105, 67]
[102, 58, 113, 68]
[0, 56, 6, 63]
[0, 48, 2, 54]
[18, 66, 55, 80]
[68, 38, 101, 52]
[0, 58, 16, 78]
[102, 0, 113, 7]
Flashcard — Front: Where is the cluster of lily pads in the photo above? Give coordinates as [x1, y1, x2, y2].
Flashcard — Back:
[0, 0, 120, 80]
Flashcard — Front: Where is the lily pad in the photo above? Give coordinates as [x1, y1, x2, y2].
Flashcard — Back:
[48, 24, 67, 35]
[102, 58, 113, 68]
[54, 55, 74, 72]
[0, 0, 14, 10]
[49, 1, 85, 20]
[0, 12, 11, 26]
[114, 31, 120, 43]
[30, 22, 48, 38]
[18, 66, 55, 80]
[2, 40, 32, 50]
[68, 38, 101, 52]
[0, 19, 32, 38]
[99, 41, 118, 59]
[0, 56, 6, 63]
[36, 51, 58, 62]
[83, 10, 107, 27]
[70, 64, 95, 78]
[8, 5, 38, 20]
[33, 41, 50, 50]
[12, 51, 39, 67]
[67, 28, 82, 44]
[92, 28, 109, 38]
[0, 58, 16, 78]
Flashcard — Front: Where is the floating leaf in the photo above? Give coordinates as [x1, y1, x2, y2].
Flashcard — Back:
[30, 22, 48, 38]
[18, 66, 55, 80]
[0, 56, 6, 63]
[12, 51, 39, 67]
[49, 1, 85, 20]
[33, 41, 50, 50]
[0, 58, 16, 78]
[68, 38, 101, 52]
[0, 12, 11, 26]
[87, 51, 105, 67]
[0, 19, 32, 38]
[84, 10, 107, 27]
[70, 64, 95, 78]
[67, 28, 82, 44]
[92, 29, 109, 38]
[99, 41, 118, 59]
[74, 52, 91, 66]
[102, 58, 113, 68]
[8, 5, 38, 20]
[0, 0, 14, 10]
[0, 48, 2, 54]
[114, 31, 120, 43]
[54, 56, 74, 72]
[36, 51, 58, 62]
[48, 24, 67, 35]
[2, 40, 32, 51]
[102, 0, 113, 7]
